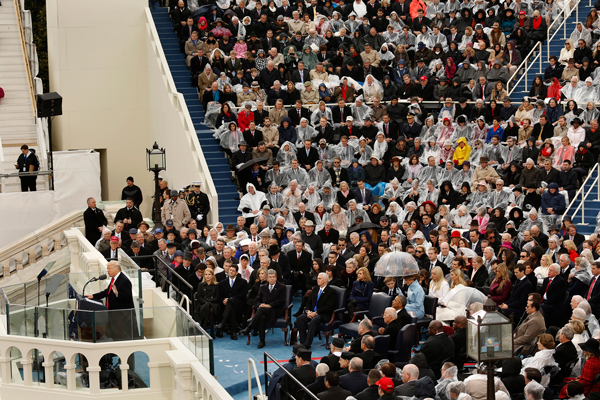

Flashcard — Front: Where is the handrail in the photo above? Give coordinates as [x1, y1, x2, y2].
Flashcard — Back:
[264, 352, 319, 400]
[248, 358, 265, 400]
[12, 0, 37, 117]
[562, 163, 600, 224]
[179, 293, 191, 314]
[145, 8, 219, 226]
[507, 42, 543, 96]
[547, 0, 582, 59]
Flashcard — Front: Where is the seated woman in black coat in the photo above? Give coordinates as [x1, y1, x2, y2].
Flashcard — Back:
[245, 267, 268, 321]
[215, 103, 238, 129]
[194, 268, 220, 326]
[221, 84, 238, 105]
[438, 180, 459, 210]
[500, 357, 525, 397]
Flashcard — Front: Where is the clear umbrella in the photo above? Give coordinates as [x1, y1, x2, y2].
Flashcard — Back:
[374, 252, 420, 277]
[441, 286, 487, 317]
[457, 248, 477, 258]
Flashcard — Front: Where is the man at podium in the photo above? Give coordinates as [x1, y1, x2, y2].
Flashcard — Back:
[86, 261, 136, 340]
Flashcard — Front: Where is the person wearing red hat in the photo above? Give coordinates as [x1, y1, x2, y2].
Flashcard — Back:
[413, 75, 433, 101]
[376, 376, 396, 398]
[100, 236, 121, 261]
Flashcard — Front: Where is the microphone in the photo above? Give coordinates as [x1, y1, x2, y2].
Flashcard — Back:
[82, 274, 108, 296]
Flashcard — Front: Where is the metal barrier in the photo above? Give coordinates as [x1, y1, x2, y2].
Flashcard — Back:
[264, 352, 319, 400]
[248, 358, 265, 400]
[562, 163, 600, 224]
[507, 42, 542, 96]
[547, 0, 583, 59]
[0, 170, 53, 179]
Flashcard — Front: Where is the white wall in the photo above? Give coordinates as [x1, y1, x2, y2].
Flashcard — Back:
[46, 0, 152, 214]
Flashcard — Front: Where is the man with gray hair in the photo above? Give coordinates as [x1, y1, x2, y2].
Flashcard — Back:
[446, 380, 466, 400]
[303, 363, 330, 400]
[552, 325, 578, 384]
[356, 335, 380, 370]
[348, 318, 374, 353]
[379, 307, 402, 348]
[539, 263, 567, 327]
[339, 357, 368, 395]
[348, 232, 362, 253]
[395, 364, 419, 396]
[294, 272, 336, 348]
[241, 268, 286, 348]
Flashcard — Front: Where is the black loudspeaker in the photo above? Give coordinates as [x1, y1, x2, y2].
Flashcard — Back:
[36, 92, 63, 118]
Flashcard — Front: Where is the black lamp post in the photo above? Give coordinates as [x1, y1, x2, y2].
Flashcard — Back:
[467, 297, 514, 399]
[146, 142, 166, 224]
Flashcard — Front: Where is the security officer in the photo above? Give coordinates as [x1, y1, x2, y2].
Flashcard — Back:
[185, 181, 211, 228]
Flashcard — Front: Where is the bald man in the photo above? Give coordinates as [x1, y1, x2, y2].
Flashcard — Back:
[418, 320, 455, 378]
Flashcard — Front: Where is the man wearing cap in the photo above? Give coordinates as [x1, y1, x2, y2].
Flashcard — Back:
[320, 338, 345, 371]
[121, 177, 143, 207]
[162, 190, 191, 230]
[101, 236, 121, 261]
[184, 182, 210, 228]
[375, 376, 396, 400]
[400, 114, 422, 147]
[281, 348, 317, 399]
[411, 58, 430, 84]
[301, 220, 323, 259]
[471, 156, 500, 191]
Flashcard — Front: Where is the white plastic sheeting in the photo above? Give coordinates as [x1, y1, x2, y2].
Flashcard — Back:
[0, 191, 58, 248]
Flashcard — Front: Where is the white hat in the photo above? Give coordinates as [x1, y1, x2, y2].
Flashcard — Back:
[240, 239, 252, 246]
[346, 116, 354, 121]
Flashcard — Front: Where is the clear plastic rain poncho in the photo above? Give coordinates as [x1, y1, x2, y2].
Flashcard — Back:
[470, 117, 488, 143]
[356, 137, 374, 165]
[285, 167, 310, 189]
[386, 201, 407, 222]
[573, 257, 593, 286]
[205, 100, 237, 129]
[302, 185, 322, 212]
[295, 118, 318, 147]
[347, 200, 371, 224]
[276, 141, 298, 165]
[308, 162, 332, 189]
[265, 167, 290, 189]
[383, 29, 401, 45]
[374, 251, 420, 277]
[519, 209, 544, 234]
[345, 12, 361, 34]
[435, 120, 456, 148]
[334, 142, 356, 168]
[277, 206, 298, 229]
[420, 184, 440, 204]
[418, 164, 442, 187]
[311, 104, 334, 127]
[351, 100, 373, 124]
[420, 116, 439, 142]
[214, 120, 243, 152]
[362, 74, 384, 100]
[440, 285, 487, 314]
[421, 139, 441, 165]
[372, 132, 388, 160]
[574, 79, 599, 104]
[438, 162, 460, 185]
[453, 167, 473, 190]
[436, 366, 459, 400]
[416, 27, 433, 49]
[469, 187, 490, 213]
[560, 79, 582, 101]
[328, 11, 345, 33]
[266, 183, 285, 210]
[488, 188, 510, 209]
[313, 202, 332, 230]
[381, 179, 405, 203]
[452, 120, 473, 143]
[570, 22, 592, 46]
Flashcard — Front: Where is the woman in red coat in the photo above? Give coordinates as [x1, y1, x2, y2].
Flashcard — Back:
[560, 338, 600, 398]
[489, 263, 512, 306]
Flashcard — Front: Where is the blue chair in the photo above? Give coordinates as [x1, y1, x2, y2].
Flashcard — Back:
[415, 296, 438, 344]
[338, 292, 392, 339]
[388, 323, 416, 363]
[373, 334, 390, 359]
[317, 286, 346, 350]
[246, 285, 294, 345]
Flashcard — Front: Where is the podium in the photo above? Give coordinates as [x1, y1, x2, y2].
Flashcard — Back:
[74, 293, 108, 341]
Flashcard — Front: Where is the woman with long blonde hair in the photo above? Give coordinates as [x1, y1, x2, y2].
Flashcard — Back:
[194, 268, 220, 326]
[449, 269, 466, 289]
[490, 263, 512, 305]
[347, 266, 374, 316]
[429, 266, 450, 300]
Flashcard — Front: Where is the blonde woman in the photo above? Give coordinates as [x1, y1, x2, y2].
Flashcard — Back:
[194, 268, 219, 324]
[347, 266, 374, 316]
[558, 39, 575, 66]
[490, 263, 512, 305]
[449, 269, 467, 289]
[429, 266, 450, 300]
[535, 255, 553, 285]
[490, 81, 508, 101]
[330, 203, 348, 234]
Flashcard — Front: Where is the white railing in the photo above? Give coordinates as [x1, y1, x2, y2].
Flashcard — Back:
[562, 163, 600, 224]
[12, 0, 37, 117]
[507, 42, 543, 95]
[144, 8, 219, 226]
[547, 0, 583, 59]
[248, 358, 265, 400]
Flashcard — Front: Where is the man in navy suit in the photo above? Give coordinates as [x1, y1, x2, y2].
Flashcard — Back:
[216, 264, 249, 340]
[297, 139, 320, 170]
[587, 262, 600, 317]
[353, 179, 373, 208]
[294, 273, 337, 348]
[241, 269, 287, 348]
[468, 229, 483, 256]
[538, 264, 567, 327]
[87, 261, 137, 340]
[500, 264, 532, 321]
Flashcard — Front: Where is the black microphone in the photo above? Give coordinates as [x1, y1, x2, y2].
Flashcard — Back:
[96, 274, 108, 281]
[82, 274, 108, 296]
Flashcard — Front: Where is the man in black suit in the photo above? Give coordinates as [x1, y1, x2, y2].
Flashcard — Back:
[294, 273, 337, 348]
[394, 364, 419, 396]
[293, 203, 316, 226]
[339, 357, 369, 395]
[468, 256, 489, 288]
[450, 316, 467, 371]
[101, 237, 121, 261]
[551, 325, 579, 384]
[558, 253, 574, 282]
[328, 157, 349, 188]
[113, 198, 143, 233]
[348, 319, 375, 353]
[356, 336, 382, 370]
[587, 261, 600, 316]
[410, 9, 430, 33]
[417, 320, 455, 377]
[337, 238, 354, 261]
[291, 62, 311, 84]
[87, 261, 137, 340]
[216, 264, 249, 340]
[468, 229, 484, 256]
[331, 99, 353, 126]
[353, 179, 373, 206]
[355, 370, 383, 400]
[241, 269, 287, 348]
[127, 241, 153, 270]
[281, 349, 317, 400]
[288, 100, 312, 126]
[270, 244, 292, 284]
[538, 264, 568, 327]
[531, 115, 553, 142]
[500, 264, 532, 321]
[84, 197, 107, 245]
[320, 337, 345, 371]
[318, 221, 340, 244]
[563, 225, 586, 248]
[201, 82, 224, 111]
[297, 139, 320, 170]
[277, 0, 294, 19]
[288, 240, 313, 295]
[378, 307, 403, 349]
[303, 364, 329, 400]
[425, 247, 449, 276]
[319, 371, 352, 400]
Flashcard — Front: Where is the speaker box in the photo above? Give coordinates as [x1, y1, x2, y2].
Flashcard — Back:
[36, 93, 63, 118]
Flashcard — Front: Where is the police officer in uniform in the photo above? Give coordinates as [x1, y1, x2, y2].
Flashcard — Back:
[185, 181, 211, 228]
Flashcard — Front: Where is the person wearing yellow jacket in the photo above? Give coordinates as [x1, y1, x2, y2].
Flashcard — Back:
[453, 137, 472, 167]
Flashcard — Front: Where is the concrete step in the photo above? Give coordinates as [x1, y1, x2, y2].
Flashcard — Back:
[0, 31, 19, 39]
[0, 112, 35, 122]
[0, 63, 27, 72]
[0, 104, 34, 113]
[0, 97, 32, 105]
[0, 69, 27, 78]
[0, 124, 37, 133]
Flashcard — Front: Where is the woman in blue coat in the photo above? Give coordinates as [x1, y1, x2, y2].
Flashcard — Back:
[346, 266, 374, 317]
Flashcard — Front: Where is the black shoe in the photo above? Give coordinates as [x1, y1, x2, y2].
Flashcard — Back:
[215, 323, 224, 330]
[231, 332, 238, 340]
[240, 327, 251, 336]
[253, 329, 259, 337]
[258, 341, 266, 348]
[216, 329, 223, 338]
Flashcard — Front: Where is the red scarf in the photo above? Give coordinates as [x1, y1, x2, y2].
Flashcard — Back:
[533, 16, 541, 30]
[518, 18, 525, 26]
[542, 146, 552, 157]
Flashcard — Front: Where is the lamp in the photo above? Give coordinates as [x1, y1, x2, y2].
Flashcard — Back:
[467, 297, 514, 399]
[146, 142, 166, 223]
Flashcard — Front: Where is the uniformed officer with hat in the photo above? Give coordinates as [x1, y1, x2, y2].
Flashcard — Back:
[185, 181, 211, 228]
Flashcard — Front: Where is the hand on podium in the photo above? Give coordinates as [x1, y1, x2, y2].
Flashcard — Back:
[86, 294, 93, 299]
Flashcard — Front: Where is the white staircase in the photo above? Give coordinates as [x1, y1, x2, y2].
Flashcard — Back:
[0, 0, 45, 192]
